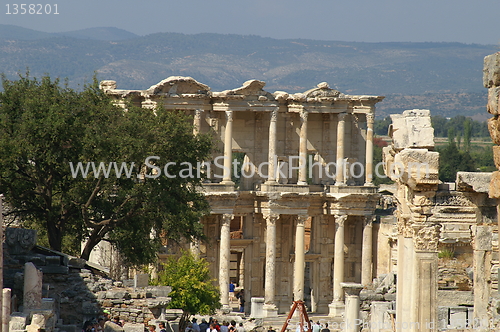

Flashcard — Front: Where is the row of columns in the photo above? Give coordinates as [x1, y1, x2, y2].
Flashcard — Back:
[216, 213, 375, 316]
[194, 110, 375, 186]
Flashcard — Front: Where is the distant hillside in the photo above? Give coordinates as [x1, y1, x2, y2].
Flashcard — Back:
[0, 25, 497, 118]
[55, 27, 139, 41]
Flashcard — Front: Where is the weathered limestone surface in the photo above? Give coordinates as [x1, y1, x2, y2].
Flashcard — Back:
[23, 262, 43, 311]
[456, 172, 492, 193]
[3, 288, 11, 332]
[389, 109, 435, 151]
[490, 171, 500, 198]
[483, 52, 500, 88]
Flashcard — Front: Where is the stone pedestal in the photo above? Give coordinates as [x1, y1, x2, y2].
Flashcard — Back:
[370, 301, 392, 332]
[23, 262, 43, 312]
[341, 283, 364, 332]
[250, 297, 264, 319]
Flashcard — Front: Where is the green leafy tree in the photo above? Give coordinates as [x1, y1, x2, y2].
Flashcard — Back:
[155, 252, 221, 331]
[0, 73, 213, 265]
[438, 140, 475, 182]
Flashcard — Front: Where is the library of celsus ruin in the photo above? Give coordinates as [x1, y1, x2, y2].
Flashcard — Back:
[100, 77, 384, 317]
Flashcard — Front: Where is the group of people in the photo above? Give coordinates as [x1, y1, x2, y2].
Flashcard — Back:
[81, 310, 125, 332]
[188, 318, 246, 332]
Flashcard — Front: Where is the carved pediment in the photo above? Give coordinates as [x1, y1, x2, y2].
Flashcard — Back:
[146, 76, 210, 95]
[302, 82, 345, 99]
[215, 80, 274, 100]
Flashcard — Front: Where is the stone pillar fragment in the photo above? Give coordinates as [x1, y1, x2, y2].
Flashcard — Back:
[219, 214, 233, 311]
[222, 111, 234, 185]
[329, 214, 347, 317]
[472, 225, 492, 332]
[3, 288, 11, 332]
[294, 215, 308, 301]
[361, 216, 373, 286]
[263, 213, 279, 317]
[365, 112, 374, 185]
[341, 283, 364, 332]
[193, 109, 203, 135]
[335, 113, 347, 185]
[23, 262, 43, 311]
[298, 110, 308, 185]
[266, 109, 278, 184]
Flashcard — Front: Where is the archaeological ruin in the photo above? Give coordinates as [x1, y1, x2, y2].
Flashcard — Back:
[2, 52, 500, 332]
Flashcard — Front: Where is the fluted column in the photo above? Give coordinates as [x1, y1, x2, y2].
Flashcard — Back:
[365, 112, 374, 185]
[219, 213, 233, 311]
[222, 111, 234, 184]
[266, 109, 278, 184]
[294, 215, 308, 301]
[335, 113, 347, 185]
[263, 213, 279, 316]
[361, 216, 374, 286]
[298, 110, 308, 185]
[193, 109, 203, 135]
[329, 214, 347, 317]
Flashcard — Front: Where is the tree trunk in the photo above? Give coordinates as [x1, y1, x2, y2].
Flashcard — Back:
[46, 218, 62, 252]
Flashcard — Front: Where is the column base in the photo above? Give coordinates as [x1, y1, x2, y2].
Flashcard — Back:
[328, 301, 345, 318]
[263, 304, 278, 317]
[218, 304, 232, 314]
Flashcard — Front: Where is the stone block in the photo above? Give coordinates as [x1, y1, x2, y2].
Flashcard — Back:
[9, 312, 28, 330]
[40, 266, 69, 274]
[456, 172, 492, 193]
[106, 291, 130, 300]
[250, 297, 264, 319]
[370, 301, 392, 332]
[104, 321, 124, 332]
[124, 324, 145, 332]
[393, 149, 439, 188]
[68, 258, 86, 269]
[483, 52, 500, 88]
[493, 146, 500, 170]
[472, 225, 493, 251]
[145, 286, 171, 297]
[6, 228, 38, 255]
[449, 307, 468, 329]
[46, 256, 61, 266]
[488, 87, 500, 115]
[488, 116, 500, 145]
[389, 109, 434, 150]
[134, 274, 149, 289]
[489, 171, 500, 198]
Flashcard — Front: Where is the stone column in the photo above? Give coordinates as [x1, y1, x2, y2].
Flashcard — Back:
[263, 213, 279, 317]
[335, 113, 347, 185]
[341, 283, 364, 332]
[3, 288, 11, 332]
[219, 213, 233, 311]
[472, 225, 492, 332]
[365, 112, 374, 185]
[23, 262, 42, 311]
[397, 234, 415, 331]
[329, 214, 347, 317]
[222, 111, 234, 185]
[298, 110, 308, 185]
[266, 109, 278, 184]
[239, 250, 245, 288]
[294, 215, 308, 301]
[361, 216, 374, 286]
[0, 195, 3, 331]
[193, 109, 203, 135]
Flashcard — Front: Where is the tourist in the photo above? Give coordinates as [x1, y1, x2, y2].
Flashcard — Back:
[229, 281, 236, 303]
[320, 323, 329, 332]
[191, 319, 200, 332]
[267, 326, 276, 332]
[220, 322, 228, 332]
[237, 290, 245, 313]
[236, 323, 245, 332]
[159, 322, 167, 332]
[312, 321, 320, 332]
[148, 325, 156, 332]
[199, 319, 209, 332]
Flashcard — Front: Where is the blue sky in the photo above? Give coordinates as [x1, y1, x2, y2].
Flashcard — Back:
[2, 0, 500, 45]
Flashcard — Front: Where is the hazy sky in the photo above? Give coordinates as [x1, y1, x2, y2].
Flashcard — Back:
[3, 0, 500, 45]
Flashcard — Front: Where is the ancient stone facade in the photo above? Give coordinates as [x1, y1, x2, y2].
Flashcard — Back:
[101, 77, 384, 316]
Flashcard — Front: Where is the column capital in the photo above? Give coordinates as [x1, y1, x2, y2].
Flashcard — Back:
[264, 213, 279, 225]
[299, 109, 309, 122]
[366, 112, 374, 124]
[364, 215, 375, 227]
[194, 109, 204, 118]
[222, 213, 234, 225]
[225, 110, 233, 122]
[296, 214, 308, 225]
[340, 282, 364, 296]
[413, 223, 441, 252]
[337, 112, 347, 122]
[335, 214, 348, 227]
[270, 109, 278, 122]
